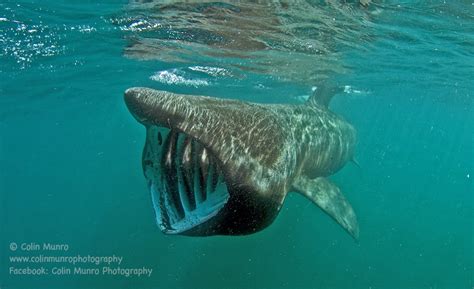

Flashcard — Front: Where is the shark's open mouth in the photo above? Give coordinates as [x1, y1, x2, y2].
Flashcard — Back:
[143, 125, 230, 235]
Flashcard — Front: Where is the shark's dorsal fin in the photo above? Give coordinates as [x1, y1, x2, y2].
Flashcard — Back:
[306, 81, 341, 108]
[292, 176, 359, 240]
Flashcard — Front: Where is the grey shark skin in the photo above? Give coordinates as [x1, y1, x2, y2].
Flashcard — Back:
[124, 87, 359, 239]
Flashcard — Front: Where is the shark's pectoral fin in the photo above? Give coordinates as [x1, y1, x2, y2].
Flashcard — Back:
[292, 176, 359, 240]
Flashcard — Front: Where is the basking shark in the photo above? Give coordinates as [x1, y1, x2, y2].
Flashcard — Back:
[125, 87, 359, 239]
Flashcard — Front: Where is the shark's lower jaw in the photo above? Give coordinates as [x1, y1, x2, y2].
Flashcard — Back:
[143, 126, 230, 235]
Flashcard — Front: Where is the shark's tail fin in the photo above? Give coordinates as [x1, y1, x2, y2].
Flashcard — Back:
[307, 80, 343, 108]
[292, 176, 359, 240]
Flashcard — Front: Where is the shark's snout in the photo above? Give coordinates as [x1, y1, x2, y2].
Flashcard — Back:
[124, 87, 162, 124]
[124, 87, 148, 123]
[124, 87, 145, 108]
[124, 87, 203, 128]
[124, 87, 140, 100]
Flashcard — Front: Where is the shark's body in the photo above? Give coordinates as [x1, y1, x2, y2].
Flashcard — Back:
[125, 87, 359, 239]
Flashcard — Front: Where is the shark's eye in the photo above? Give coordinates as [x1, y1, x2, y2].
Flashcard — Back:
[142, 126, 230, 234]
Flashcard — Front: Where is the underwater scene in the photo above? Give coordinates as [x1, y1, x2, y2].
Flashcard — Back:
[0, 1, 472, 289]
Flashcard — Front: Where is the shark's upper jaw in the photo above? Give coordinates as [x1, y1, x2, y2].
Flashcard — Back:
[124, 87, 282, 236]
[125, 87, 175, 126]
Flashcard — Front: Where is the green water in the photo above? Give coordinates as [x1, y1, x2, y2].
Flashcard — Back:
[0, 1, 472, 289]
